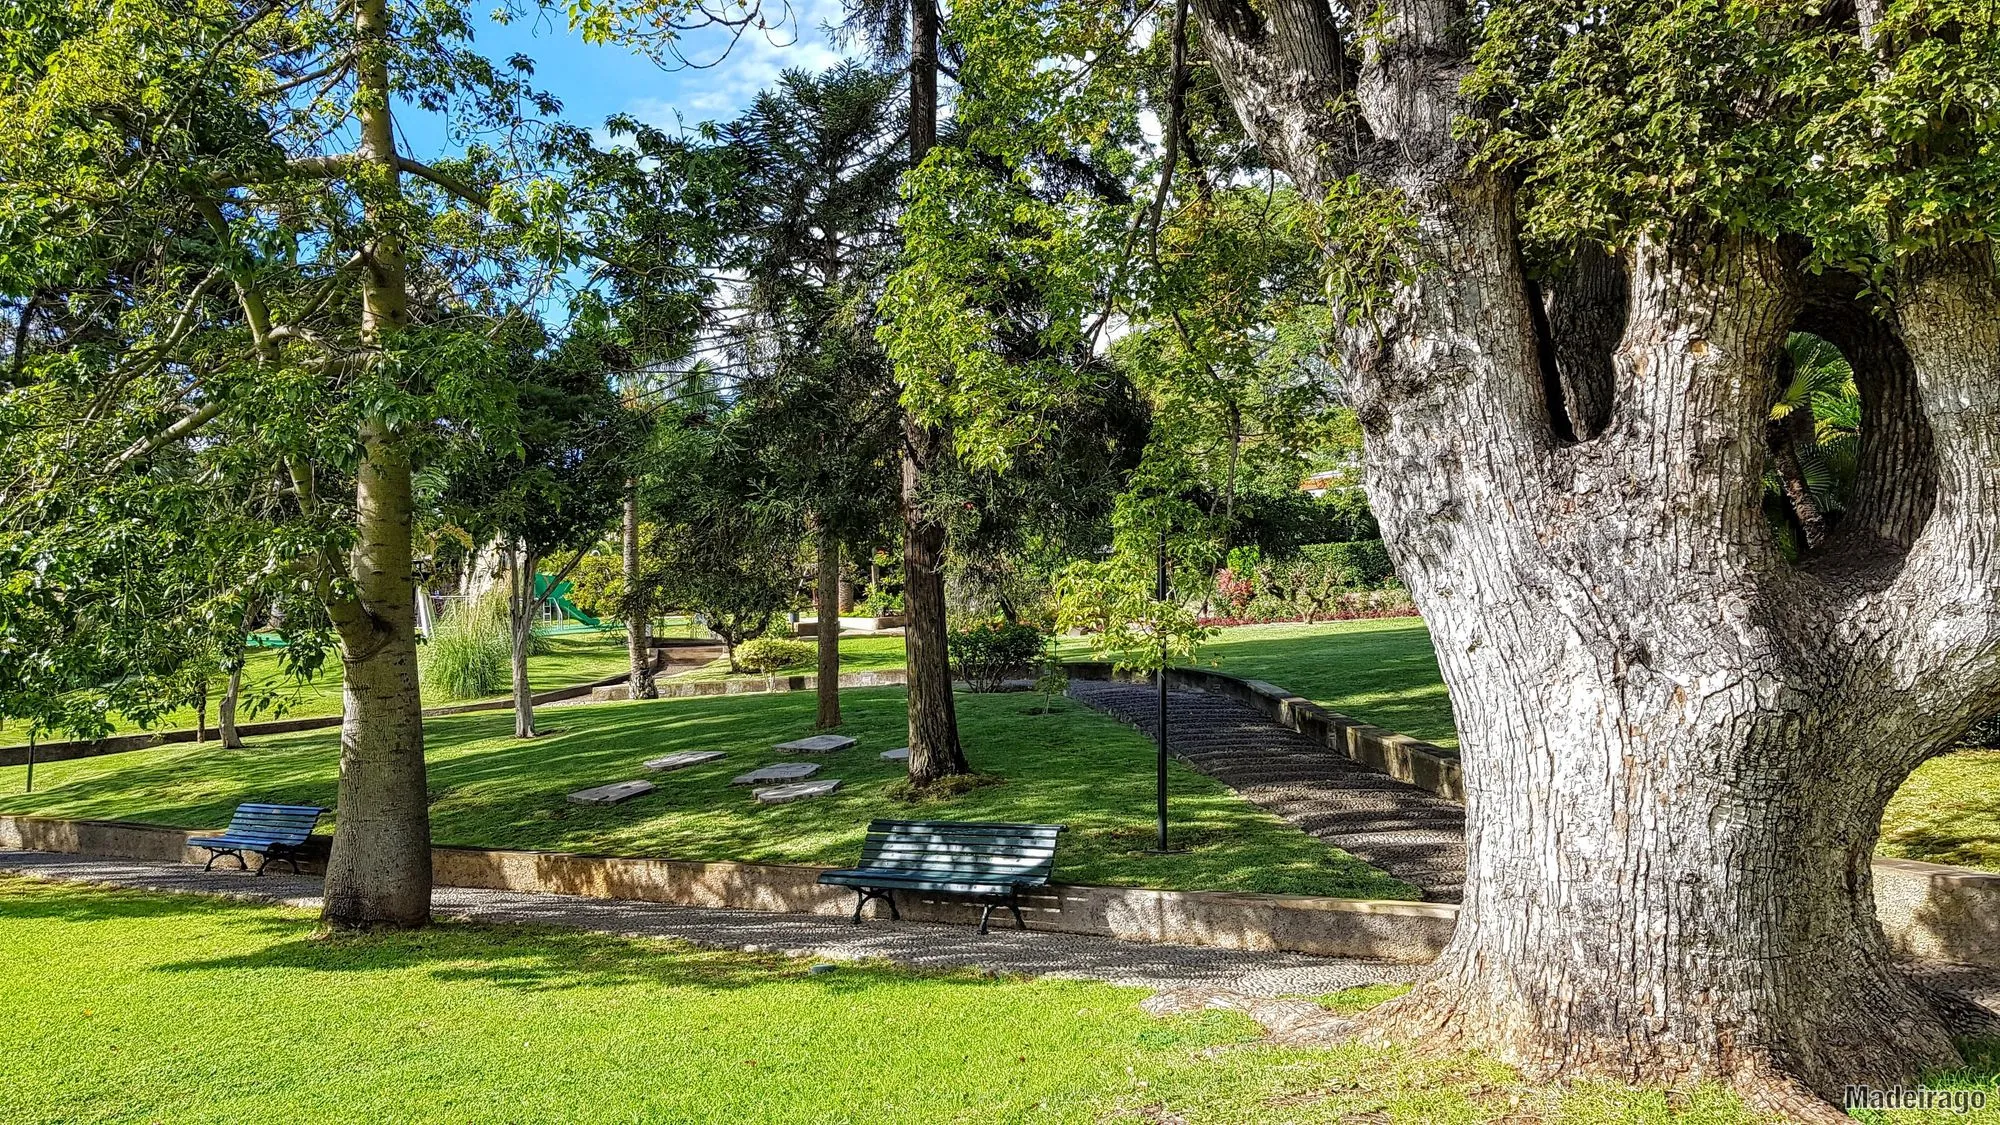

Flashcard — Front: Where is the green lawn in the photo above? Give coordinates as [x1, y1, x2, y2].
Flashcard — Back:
[0, 876, 1837, 1125]
[103, 629, 637, 736]
[666, 633, 910, 683]
[0, 688, 1415, 899]
[1194, 618, 1459, 749]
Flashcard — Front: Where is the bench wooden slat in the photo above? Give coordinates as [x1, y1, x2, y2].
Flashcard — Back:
[189, 803, 325, 874]
[821, 819, 1065, 933]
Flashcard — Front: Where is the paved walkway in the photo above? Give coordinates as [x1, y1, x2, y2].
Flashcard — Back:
[1069, 680, 1468, 902]
[0, 850, 1420, 999]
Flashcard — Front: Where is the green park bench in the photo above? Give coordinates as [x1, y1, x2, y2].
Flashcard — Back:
[820, 819, 1065, 934]
[188, 803, 326, 875]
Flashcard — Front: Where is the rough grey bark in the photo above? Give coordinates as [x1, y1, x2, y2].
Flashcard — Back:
[1189, 0, 2000, 1112]
[1537, 241, 1623, 439]
[622, 481, 656, 700]
[901, 0, 969, 784]
[1799, 293, 1936, 550]
[815, 527, 842, 729]
[319, 0, 431, 930]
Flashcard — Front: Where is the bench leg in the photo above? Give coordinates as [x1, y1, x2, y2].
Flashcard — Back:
[254, 852, 270, 876]
[851, 888, 900, 924]
[977, 902, 996, 935]
[1009, 891, 1026, 931]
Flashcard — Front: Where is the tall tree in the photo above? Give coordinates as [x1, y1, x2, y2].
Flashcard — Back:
[843, 0, 971, 782]
[719, 64, 906, 729]
[438, 324, 630, 739]
[0, 0, 571, 927]
[921, 0, 2000, 1111]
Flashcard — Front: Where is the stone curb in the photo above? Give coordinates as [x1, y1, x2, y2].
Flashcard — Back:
[0, 813, 1455, 963]
[1064, 662, 1463, 801]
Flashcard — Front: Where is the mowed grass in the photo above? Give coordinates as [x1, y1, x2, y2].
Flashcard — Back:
[1193, 618, 1459, 749]
[0, 876, 1824, 1125]
[0, 688, 1415, 899]
[97, 629, 637, 736]
[1883, 750, 2000, 872]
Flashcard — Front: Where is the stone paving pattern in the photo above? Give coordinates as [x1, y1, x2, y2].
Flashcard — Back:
[753, 779, 842, 804]
[567, 780, 656, 805]
[0, 851, 1419, 999]
[730, 762, 820, 786]
[1069, 680, 1468, 903]
[775, 734, 855, 754]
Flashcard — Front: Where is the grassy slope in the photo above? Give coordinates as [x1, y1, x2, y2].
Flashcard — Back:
[0, 877, 1818, 1125]
[1194, 618, 1459, 749]
[0, 688, 1415, 899]
[101, 630, 637, 736]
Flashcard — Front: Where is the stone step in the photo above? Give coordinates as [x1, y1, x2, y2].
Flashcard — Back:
[568, 780, 657, 805]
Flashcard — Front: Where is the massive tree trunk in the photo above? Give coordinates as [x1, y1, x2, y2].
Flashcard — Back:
[320, 0, 431, 929]
[815, 525, 842, 729]
[623, 479, 656, 699]
[1189, 0, 2000, 1112]
[900, 0, 968, 784]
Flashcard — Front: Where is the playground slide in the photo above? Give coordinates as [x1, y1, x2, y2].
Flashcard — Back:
[534, 573, 603, 628]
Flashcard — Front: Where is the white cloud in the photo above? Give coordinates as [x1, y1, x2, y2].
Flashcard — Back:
[667, 0, 858, 118]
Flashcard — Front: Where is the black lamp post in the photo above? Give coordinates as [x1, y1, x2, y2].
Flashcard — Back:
[1154, 529, 1170, 852]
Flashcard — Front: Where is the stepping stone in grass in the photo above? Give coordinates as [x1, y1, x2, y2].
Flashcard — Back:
[568, 780, 657, 805]
[644, 750, 725, 772]
[775, 733, 856, 754]
[754, 779, 843, 804]
[880, 747, 910, 762]
[731, 762, 821, 786]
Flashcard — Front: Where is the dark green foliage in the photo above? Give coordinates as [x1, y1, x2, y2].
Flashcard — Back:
[948, 621, 1050, 693]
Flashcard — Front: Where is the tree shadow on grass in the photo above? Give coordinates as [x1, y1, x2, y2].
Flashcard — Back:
[150, 914, 1012, 999]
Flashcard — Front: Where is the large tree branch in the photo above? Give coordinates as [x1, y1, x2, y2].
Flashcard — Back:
[1873, 248, 2000, 715]
[1188, 0, 1358, 193]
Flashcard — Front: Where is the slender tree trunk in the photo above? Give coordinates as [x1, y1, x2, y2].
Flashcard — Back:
[1767, 414, 1830, 553]
[193, 680, 208, 744]
[623, 479, 656, 699]
[219, 664, 244, 749]
[899, 0, 968, 784]
[321, 0, 430, 929]
[1187, 1, 2000, 1111]
[508, 543, 538, 740]
[815, 525, 842, 729]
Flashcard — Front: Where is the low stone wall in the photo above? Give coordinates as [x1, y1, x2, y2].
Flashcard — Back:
[6, 812, 1996, 964]
[1065, 662, 1464, 801]
[0, 813, 1451, 962]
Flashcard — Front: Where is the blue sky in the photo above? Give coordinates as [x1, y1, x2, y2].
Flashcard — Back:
[398, 0, 853, 160]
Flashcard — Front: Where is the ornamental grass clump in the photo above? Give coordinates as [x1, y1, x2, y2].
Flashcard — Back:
[420, 593, 511, 700]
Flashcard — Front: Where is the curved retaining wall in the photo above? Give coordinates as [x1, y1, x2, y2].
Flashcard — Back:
[1064, 660, 2000, 966]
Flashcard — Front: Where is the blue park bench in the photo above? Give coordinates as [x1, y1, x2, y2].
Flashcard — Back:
[819, 819, 1065, 934]
[188, 804, 326, 875]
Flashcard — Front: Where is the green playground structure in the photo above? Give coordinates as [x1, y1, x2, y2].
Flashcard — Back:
[534, 573, 603, 628]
